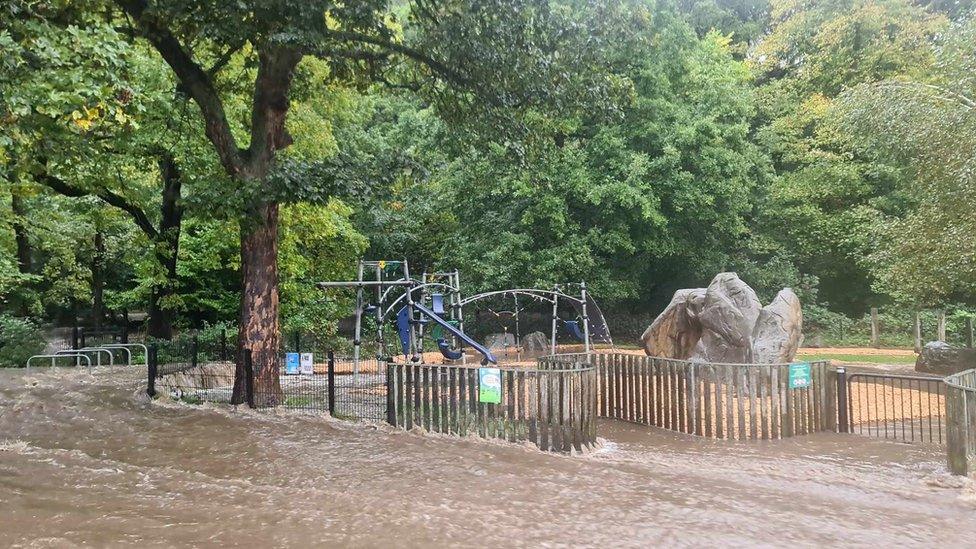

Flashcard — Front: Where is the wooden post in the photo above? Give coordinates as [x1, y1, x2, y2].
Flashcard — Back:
[870, 307, 879, 348]
[243, 350, 255, 408]
[386, 361, 396, 426]
[967, 317, 974, 349]
[146, 344, 158, 398]
[914, 312, 922, 353]
[836, 367, 848, 433]
[946, 385, 968, 475]
[937, 310, 947, 342]
[220, 328, 228, 361]
[121, 309, 129, 344]
[327, 350, 336, 416]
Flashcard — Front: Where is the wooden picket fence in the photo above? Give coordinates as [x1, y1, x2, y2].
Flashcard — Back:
[945, 369, 976, 475]
[560, 353, 836, 440]
[386, 357, 598, 452]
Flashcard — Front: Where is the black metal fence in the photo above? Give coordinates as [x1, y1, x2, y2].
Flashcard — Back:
[843, 369, 946, 444]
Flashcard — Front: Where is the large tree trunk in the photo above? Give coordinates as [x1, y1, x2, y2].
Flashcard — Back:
[232, 201, 282, 406]
[146, 153, 183, 339]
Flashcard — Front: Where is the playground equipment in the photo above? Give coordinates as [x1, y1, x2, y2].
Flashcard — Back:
[317, 259, 614, 370]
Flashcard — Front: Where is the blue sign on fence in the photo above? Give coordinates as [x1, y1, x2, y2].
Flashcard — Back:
[285, 352, 300, 375]
[789, 362, 812, 389]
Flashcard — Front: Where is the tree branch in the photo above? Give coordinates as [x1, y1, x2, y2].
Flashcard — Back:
[39, 174, 160, 241]
[322, 29, 471, 88]
[114, 0, 246, 176]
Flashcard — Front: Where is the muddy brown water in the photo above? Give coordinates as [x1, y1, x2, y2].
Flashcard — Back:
[2, 366, 975, 547]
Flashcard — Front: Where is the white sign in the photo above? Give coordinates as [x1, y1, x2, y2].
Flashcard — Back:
[300, 352, 314, 375]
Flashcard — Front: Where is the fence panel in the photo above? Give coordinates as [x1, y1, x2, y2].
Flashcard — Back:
[387, 358, 597, 452]
[846, 372, 945, 444]
[589, 353, 834, 441]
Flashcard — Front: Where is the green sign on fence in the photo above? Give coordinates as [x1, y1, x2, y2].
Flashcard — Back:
[789, 362, 812, 389]
[479, 367, 501, 403]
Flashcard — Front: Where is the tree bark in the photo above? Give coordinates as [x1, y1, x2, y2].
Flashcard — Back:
[232, 201, 282, 405]
[11, 193, 31, 274]
[92, 229, 106, 330]
[146, 153, 183, 339]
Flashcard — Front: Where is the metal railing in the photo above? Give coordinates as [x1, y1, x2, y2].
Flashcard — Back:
[845, 371, 945, 444]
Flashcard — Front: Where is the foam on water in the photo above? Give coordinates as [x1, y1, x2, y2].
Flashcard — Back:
[1, 365, 974, 547]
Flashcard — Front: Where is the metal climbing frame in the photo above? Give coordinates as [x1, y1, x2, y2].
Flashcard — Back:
[318, 262, 613, 366]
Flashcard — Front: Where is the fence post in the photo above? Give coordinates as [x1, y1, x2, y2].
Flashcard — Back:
[147, 344, 158, 398]
[386, 361, 396, 426]
[243, 349, 255, 408]
[328, 350, 336, 416]
[122, 309, 129, 344]
[870, 307, 879, 348]
[967, 317, 974, 349]
[946, 385, 968, 475]
[191, 335, 199, 369]
[220, 328, 228, 361]
[836, 367, 849, 433]
[914, 312, 922, 353]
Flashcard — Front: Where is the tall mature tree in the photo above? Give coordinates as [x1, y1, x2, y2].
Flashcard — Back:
[112, 0, 622, 402]
[838, 16, 976, 305]
[751, 0, 946, 313]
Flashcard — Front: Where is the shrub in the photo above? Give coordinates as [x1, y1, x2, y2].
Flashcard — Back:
[0, 315, 45, 367]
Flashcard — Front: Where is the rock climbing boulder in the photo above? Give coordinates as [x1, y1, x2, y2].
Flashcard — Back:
[915, 341, 976, 375]
[485, 333, 516, 351]
[520, 331, 550, 354]
[751, 288, 803, 364]
[642, 272, 802, 365]
[691, 273, 761, 363]
[640, 288, 705, 358]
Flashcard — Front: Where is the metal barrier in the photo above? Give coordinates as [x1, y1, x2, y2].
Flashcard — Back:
[27, 353, 92, 369]
[846, 371, 945, 444]
[56, 347, 114, 366]
[99, 343, 149, 366]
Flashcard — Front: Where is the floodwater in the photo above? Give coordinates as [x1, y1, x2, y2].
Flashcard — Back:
[2, 367, 975, 547]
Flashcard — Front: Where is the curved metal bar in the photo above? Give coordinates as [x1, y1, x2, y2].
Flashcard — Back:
[27, 353, 92, 369]
[57, 347, 114, 366]
[379, 282, 461, 321]
[460, 288, 583, 307]
[100, 343, 149, 366]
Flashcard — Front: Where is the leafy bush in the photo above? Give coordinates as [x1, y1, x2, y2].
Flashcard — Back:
[0, 315, 45, 367]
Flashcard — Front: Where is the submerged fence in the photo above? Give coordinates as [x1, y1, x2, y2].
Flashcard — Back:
[579, 353, 835, 440]
[945, 369, 976, 475]
[843, 370, 945, 444]
[386, 357, 598, 452]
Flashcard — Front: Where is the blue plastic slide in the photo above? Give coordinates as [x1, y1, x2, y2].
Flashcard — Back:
[563, 320, 586, 342]
[397, 303, 497, 364]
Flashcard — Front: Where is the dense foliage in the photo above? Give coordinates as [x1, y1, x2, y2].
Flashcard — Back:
[2, 0, 975, 360]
